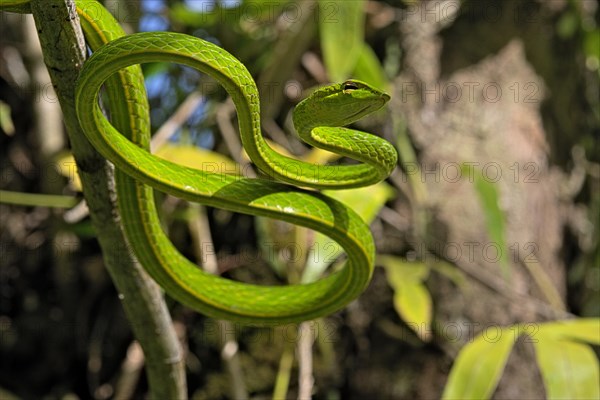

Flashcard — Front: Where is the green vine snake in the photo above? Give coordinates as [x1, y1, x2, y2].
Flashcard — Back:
[1, 0, 398, 323]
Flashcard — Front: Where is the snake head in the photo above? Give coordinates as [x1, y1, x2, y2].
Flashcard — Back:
[296, 79, 390, 128]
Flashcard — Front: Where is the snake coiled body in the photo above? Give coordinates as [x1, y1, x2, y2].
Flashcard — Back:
[2, 0, 398, 323]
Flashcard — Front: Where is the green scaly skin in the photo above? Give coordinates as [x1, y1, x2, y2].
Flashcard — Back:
[2, 0, 398, 324]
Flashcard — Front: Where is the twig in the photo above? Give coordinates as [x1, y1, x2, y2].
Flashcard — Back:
[150, 91, 204, 152]
[0, 189, 77, 208]
[113, 341, 145, 400]
[301, 52, 328, 84]
[188, 204, 218, 274]
[28, 1, 186, 398]
[220, 329, 248, 400]
[519, 254, 566, 311]
[297, 322, 315, 400]
[187, 204, 248, 399]
[273, 338, 295, 400]
[429, 244, 573, 320]
[216, 100, 256, 177]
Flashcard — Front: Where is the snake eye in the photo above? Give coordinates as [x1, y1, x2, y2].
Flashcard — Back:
[343, 82, 359, 91]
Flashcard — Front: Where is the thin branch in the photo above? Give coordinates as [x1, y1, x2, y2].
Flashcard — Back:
[216, 100, 256, 177]
[113, 341, 145, 400]
[297, 322, 315, 400]
[150, 91, 204, 152]
[273, 339, 295, 400]
[188, 204, 248, 399]
[28, 1, 186, 398]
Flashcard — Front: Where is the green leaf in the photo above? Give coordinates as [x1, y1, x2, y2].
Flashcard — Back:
[393, 282, 432, 341]
[461, 163, 510, 277]
[537, 318, 600, 345]
[155, 144, 240, 176]
[301, 182, 394, 283]
[533, 332, 600, 400]
[319, 0, 365, 82]
[353, 44, 389, 92]
[380, 257, 432, 340]
[0, 100, 15, 136]
[324, 182, 395, 225]
[0, 190, 77, 209]
[442, 329, 516, 400]
[379, 256, 429, 287]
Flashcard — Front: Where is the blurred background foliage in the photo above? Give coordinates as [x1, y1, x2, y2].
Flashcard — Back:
[0, 0, 599, 399]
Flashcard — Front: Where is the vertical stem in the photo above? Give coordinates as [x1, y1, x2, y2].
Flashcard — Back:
[273, 338, 295, 400]
[28, 1, 186, 398]
[297, 322, 315, 400]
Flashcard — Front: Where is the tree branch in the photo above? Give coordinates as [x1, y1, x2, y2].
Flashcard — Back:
[28, 0, 186, 397]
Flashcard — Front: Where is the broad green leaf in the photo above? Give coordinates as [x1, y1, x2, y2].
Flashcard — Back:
[393, 282, 432, 341]
[379, 256, 429, 287]
[319, 0, 365, 82]
[301, 182, 394, 283]
[461, 163, 510, 277]
[155, 144, 241, 176]
[380, 257, 431, 340]
[537, 318, 600, 345]
[324, 182, 395, 225]
[442, 329, 516, 400]
[353, 43, 389, 92]
[533, 332, 600, 400]
[303, 147, 341, 164]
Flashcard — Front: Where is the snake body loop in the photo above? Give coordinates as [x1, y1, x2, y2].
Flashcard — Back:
[2, 0, 398, 323]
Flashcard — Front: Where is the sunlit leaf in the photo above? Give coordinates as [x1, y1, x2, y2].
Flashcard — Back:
[380, 256, 432, 340]
[442, 329, 515, 400]
[242, 138, 294, 162]
[55, 152, 82, 191]
[393, 282, 432, 341]
[319, 0, 365, 82]
[0, 100, 15, 136]
[532, 332, 600, 400]
[155, 144, 241, 175]
[379, 256, 429, 287]
[324, 182, 395, 225]
[537, 318, 600, 345]
[302, 147, 340, 164]
[301, 182, 394, 283]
